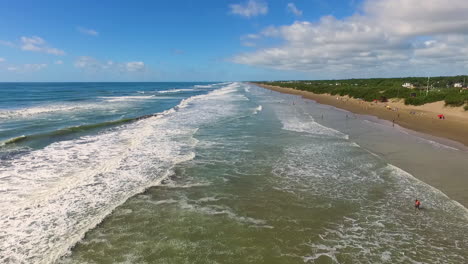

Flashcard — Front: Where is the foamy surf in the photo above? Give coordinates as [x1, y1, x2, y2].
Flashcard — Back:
[253, 105, 262, 114]
[157, 88, 196, 94]
[0, 95, 157, 120]
[3, 82, 468, 264]
[275, 106, 349, 139]
[0, 82, 245, 264]
[100, 95, 159, 102]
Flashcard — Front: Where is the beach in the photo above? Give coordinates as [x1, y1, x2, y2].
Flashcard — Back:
[255, 83, 468, 147]
[254, 82, 468, 212]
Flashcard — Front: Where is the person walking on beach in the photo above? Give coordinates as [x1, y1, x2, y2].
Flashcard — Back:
[415, 199, 421, 210]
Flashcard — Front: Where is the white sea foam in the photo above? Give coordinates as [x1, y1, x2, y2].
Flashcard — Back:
[177, 199, 267, 227]
[291, 158, 468, 263]
[268, 114, 468, 263]
[0, 82, 247, 264]
[275, 105, 348, 139]
[0, 93, 170, 120]
[0, 103, 108, 119]
[194, 84, 214, 88]
[0, 95, 158, 120]
[362, 119, 460, 151]
[99, 95, 158, 102]
[414, 136, 460, 151]
[253, 105, 262, 114]
[157, 88, 196, 94]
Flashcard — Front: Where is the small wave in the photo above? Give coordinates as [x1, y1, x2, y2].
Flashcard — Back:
[0, 96, 155, 120]
[157, 89, 196, 94]
[178, 200, 267, 227]
[415, 137, 460, 151]
[100, 95, 157, 102]
[279, 113, 348, 139]
[253, 105, 263, 114]
[0, 90, 223, 148]
[194, 84, 213, 88]
[0, 104, 97, 119]
[0, 82, 246, 263]
[0, 116, 154, 148]
[386, 164, 468, 217]
[0, 135, 27, 146]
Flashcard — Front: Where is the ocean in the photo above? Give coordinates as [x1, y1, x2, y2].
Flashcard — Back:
[1, 82, 467, 263]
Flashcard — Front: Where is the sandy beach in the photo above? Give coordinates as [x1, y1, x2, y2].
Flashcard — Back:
[255, 83, 468, 147]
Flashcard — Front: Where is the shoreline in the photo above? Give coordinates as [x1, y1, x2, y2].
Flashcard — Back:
[253, 82, 468, 209]
[254, 83, 468, 148]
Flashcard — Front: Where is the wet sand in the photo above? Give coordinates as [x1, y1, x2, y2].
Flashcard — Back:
[254, 83, 468, 209]
[255, 83, 468, 147]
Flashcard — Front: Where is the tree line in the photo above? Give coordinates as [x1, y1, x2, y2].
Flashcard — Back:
[255, 76, 468, 110]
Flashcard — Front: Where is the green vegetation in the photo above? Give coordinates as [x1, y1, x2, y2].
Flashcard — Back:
[464, 105, 468, 111]
[256, 76, 468, 107]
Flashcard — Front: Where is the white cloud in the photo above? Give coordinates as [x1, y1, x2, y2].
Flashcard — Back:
[0, 58, 5, 62]
[24, 64, 47, 71]
[77, 27, 99, 36]
[365, 0, 468, 36]
[126, 61, 145, 72]
[6, 63, 47, 72]
[240, 33, 261, 47]
[55, 60, 63, 65]
[0, 40, 15, 47]
[20, 36, 65, 55]
[232, 0, 468, 76]
[75, 56, 146, 73]
[230, 0, 268, 18]
[75, 56, 101, 69]
[287, 3, 302, 16]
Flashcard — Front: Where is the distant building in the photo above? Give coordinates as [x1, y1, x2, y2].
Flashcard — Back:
[402, 83, 415, 89]
[454, 83, 463, 88]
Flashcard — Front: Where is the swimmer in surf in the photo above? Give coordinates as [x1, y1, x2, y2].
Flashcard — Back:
[415, 199, 421, 210]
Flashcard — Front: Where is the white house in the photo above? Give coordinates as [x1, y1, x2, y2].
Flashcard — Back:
[402, 83, 415, 89]
[454, 83, 463, 88]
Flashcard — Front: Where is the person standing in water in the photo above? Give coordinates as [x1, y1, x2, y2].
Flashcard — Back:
[415, 199, 421, 210]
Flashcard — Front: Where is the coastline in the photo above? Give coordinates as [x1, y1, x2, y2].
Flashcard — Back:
[254, 83, 468, 147]
[253, 82, 468, 210]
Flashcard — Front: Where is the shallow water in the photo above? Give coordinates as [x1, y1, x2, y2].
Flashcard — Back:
[1, 83, 467, 263]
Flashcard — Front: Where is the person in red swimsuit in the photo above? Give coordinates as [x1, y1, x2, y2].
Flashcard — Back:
[415, 199, 421, 210]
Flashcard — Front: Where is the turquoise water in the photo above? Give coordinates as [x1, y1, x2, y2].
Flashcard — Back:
[1, 83, 467, 263]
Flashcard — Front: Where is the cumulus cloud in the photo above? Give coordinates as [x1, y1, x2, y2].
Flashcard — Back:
[365, 0, 468, 36]
[75, 56, 146, 73]
[230, 0, 268, 18]
[0, 58, 5, 62]
[287, 3, 302, 16]
[232, 0, 468, 76]
[77, 27, 99, 36]
[20, 36, 65, 55]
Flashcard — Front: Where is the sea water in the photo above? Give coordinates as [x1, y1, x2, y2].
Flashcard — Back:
[1, 82, 467, 263]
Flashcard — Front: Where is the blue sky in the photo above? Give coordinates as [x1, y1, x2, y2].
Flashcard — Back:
[1, 0, 468, 81]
